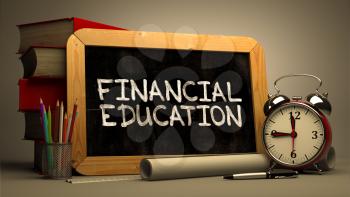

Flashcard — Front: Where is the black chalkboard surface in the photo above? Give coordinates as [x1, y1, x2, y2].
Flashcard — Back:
[85, 46, 255, 156]
[66, 29, 267, 175]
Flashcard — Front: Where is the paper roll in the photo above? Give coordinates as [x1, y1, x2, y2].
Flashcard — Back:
[140, 154, 270, 180]
[317, 146, 336, 171]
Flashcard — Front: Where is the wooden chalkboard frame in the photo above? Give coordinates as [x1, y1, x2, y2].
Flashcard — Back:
[66, 29, 267, 175]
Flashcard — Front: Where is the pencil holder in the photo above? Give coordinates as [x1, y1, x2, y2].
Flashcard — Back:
[42, 143, 72, 179]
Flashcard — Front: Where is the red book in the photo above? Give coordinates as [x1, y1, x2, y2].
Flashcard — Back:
[18, 78, 66, 111]
[17, 17, 126, 53]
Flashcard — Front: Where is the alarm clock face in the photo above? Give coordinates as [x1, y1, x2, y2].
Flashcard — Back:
[263, 102, 327, 168]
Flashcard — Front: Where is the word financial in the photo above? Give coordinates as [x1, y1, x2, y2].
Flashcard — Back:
[97, 79, 244, 128]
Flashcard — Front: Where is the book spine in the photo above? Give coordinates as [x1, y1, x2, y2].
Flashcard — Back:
[18, 78, 66, 111]
[23, 111, 44, 140]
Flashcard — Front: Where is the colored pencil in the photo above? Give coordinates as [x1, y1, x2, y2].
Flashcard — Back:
[39, 98, 48, 143]
[43, 100, 50, 143]
[40, 99, 53, 170]
[68, 110, 78, 143]
[68, 100, 78, 142]
[59, 101, 64, 144]
[63, 113, 68, 143]
[65, 113, 72, 143]
[48, 106, 52, 143]
[39, 116, 44, 141]
[44, 104, 49, 144]
[53, 100, 60, 142]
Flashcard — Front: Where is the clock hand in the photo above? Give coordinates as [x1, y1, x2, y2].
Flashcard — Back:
[291, 114, 296, 151]
[271, 130, 292, 137]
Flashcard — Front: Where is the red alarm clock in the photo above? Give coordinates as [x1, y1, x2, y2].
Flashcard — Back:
[262, 74, 332, 172]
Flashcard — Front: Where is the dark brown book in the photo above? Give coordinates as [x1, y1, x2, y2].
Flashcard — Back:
[23, 111, 43, 140]
[20, 46, 65, 78]
[17, 17, 125, 53]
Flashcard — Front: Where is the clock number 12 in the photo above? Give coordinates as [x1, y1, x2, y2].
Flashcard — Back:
[290, 111, 301, 120]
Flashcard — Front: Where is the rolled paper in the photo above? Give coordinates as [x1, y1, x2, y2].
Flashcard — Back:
[140, 154, 270, 181]
[317, 146, 336, 171]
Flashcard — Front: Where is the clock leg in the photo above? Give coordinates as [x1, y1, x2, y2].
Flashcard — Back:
[267, 161, 278, 172]
[300, 163, 324, 175]
[313, 163, 324, 174]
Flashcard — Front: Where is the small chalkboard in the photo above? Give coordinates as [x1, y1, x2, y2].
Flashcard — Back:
[67, 29, 267, 175]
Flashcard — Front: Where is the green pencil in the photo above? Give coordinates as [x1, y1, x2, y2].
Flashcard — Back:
[43, 104, 49, 143]
[41, 99, 53, 170]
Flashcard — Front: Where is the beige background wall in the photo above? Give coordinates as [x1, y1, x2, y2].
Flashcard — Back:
[0, 0, 349, 162]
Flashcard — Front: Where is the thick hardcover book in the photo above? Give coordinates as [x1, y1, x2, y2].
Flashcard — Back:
[17, 17, 125, 53]
[20, 46, 66, 78]
[18, 78, 66, 111]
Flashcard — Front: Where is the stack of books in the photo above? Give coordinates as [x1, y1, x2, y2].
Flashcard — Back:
[17, 17, 125, 171]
